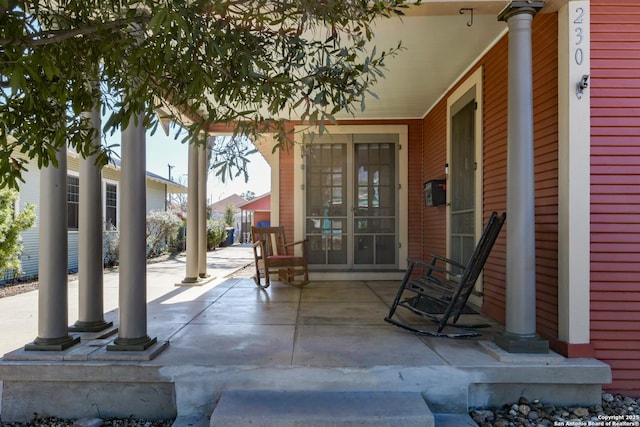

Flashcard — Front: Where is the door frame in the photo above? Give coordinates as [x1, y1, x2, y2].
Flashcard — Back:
[446, 67, 484, 304]
[294, 124, 409, 271]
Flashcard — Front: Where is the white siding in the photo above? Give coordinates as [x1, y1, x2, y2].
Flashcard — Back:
[68, 232, 79, 273]
[15, 164, 40, 279]
[146, 180, 167, 213]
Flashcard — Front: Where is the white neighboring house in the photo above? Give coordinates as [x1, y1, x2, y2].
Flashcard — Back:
[13, 153, 186, 280]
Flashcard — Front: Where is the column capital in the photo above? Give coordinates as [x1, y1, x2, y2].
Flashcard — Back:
[498, 1, 545, 22]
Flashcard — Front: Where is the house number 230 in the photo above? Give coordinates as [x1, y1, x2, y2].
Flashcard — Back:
[574, 7, 586, 65]
[573, 5, 589, 99]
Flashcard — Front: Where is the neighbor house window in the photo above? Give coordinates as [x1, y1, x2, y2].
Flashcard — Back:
[105, 183, 117, 228]
[67, 175, 79, 229]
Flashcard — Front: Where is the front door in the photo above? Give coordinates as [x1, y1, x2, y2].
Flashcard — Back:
[305, 134, 398, 269]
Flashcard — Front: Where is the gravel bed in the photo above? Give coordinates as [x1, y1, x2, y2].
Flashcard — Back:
[0, 417, 174, 426]
[471, 392, 640, 427]
[0, 282, 39, 299]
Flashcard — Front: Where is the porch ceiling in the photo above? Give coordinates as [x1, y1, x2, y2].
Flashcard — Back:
[353, 0, 567, 120]
[330, 11, 508, 120]
[207, 0, 566, 162]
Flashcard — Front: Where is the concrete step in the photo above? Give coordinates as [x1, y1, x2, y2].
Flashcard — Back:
[209, 390, 434, 427]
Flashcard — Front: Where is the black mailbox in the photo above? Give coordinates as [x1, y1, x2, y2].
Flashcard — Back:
[424, 179, 446, 207]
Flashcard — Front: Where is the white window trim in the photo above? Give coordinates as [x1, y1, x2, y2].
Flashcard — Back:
[67, 171, 80, 233]
[103, 179, 119, 231]
[446, 66, 484, 305]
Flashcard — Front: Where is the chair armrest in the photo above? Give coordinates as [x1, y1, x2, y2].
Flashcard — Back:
[252, 240, 264, 259]
[285, 239, 308, 248]
[429, 253, 466, 270]
[407, 257, 462, 280]
[285, 239, 309, 257]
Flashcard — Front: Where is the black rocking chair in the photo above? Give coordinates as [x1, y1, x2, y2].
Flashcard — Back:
[385, 211, 506, 337]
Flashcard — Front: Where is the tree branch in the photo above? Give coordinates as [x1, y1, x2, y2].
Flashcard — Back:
[0, 15, 150, 47]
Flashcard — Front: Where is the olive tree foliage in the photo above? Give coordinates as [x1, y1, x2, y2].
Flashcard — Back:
[0, 0, 414, 189]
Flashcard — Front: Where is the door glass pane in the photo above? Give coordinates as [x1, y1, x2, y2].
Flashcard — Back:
[353, 141, 396, 266]
[450, 100, 476, 269]
[306, 143, 348, 265]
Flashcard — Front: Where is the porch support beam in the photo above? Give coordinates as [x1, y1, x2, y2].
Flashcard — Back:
[198, 143, 208, 278]
[25, 145, 80, 351]
[71, 106, 113, 333]
[107, 115, 157, 351]
[495, 1, 549, 354]
[181, 141, 200, 284]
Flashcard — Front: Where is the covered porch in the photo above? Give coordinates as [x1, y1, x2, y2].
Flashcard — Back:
[0, 246, 609, 425]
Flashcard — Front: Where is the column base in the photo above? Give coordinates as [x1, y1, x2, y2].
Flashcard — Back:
[107, 335, 157, 351]
[494, 332, 549, 354]
[199, 273, 210, 279]
[25, 335, 80, 351]
[176, 275, 216, 286]
[69, 319, 114, 333]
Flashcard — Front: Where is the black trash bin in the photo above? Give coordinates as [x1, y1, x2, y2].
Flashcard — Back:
[222, 227, 235, 246]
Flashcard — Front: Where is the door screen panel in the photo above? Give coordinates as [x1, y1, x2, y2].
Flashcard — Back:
[450, 100, 476, 270]
[306, 144, 348, 265]
[354, 142, 396, 266]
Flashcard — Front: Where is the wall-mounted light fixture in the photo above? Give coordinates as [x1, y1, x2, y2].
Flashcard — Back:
[576, 74, 589, 99]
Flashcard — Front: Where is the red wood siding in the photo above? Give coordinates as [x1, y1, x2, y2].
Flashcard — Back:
[254, 211, 270, 226]
[422, 101, 447, 260]
[482, 36, 509, 323]
[421, 14, 559, 341]
[241, 194, 270, 212]
[407, 120, 426, 261]
[531, 13, 560, 342]
[591, 0, 640, 395]
[279, 122, 297, 241]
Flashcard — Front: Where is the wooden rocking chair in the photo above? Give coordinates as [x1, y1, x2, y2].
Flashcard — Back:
[384, 212, 506, 337]
[251, 226, 310, 289]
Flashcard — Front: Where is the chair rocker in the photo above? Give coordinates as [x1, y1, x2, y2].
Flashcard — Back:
[384, 211, 506, 338]
[251, 226, 310, 289]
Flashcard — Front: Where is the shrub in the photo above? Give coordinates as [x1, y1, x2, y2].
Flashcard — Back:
[146, 209, 182, 257]
[0, 188, 36, 276]
[207, 219, 227, 250]
[103, 223, 120, 267]
[224, 204, 236, 227]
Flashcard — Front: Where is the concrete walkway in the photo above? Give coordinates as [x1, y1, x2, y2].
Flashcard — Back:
[0, 244, 254, 356]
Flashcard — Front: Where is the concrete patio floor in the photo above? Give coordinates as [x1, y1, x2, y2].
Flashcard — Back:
[0, 245, 611, 425]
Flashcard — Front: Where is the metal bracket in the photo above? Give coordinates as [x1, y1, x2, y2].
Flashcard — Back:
[459, 8, 474, 27]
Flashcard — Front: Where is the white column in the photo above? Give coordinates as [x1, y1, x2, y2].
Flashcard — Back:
[495, 1, 548, 354]
[557, 1, 591, 348]
[198, 144, 208, 278]
[108, 114, 156, 351]
[72, 107, 113, 332]
[182, 141, 199, 283]
[26, 145, 80, 350]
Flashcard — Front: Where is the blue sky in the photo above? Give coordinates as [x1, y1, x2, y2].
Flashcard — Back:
[106, 126, 271, 202]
